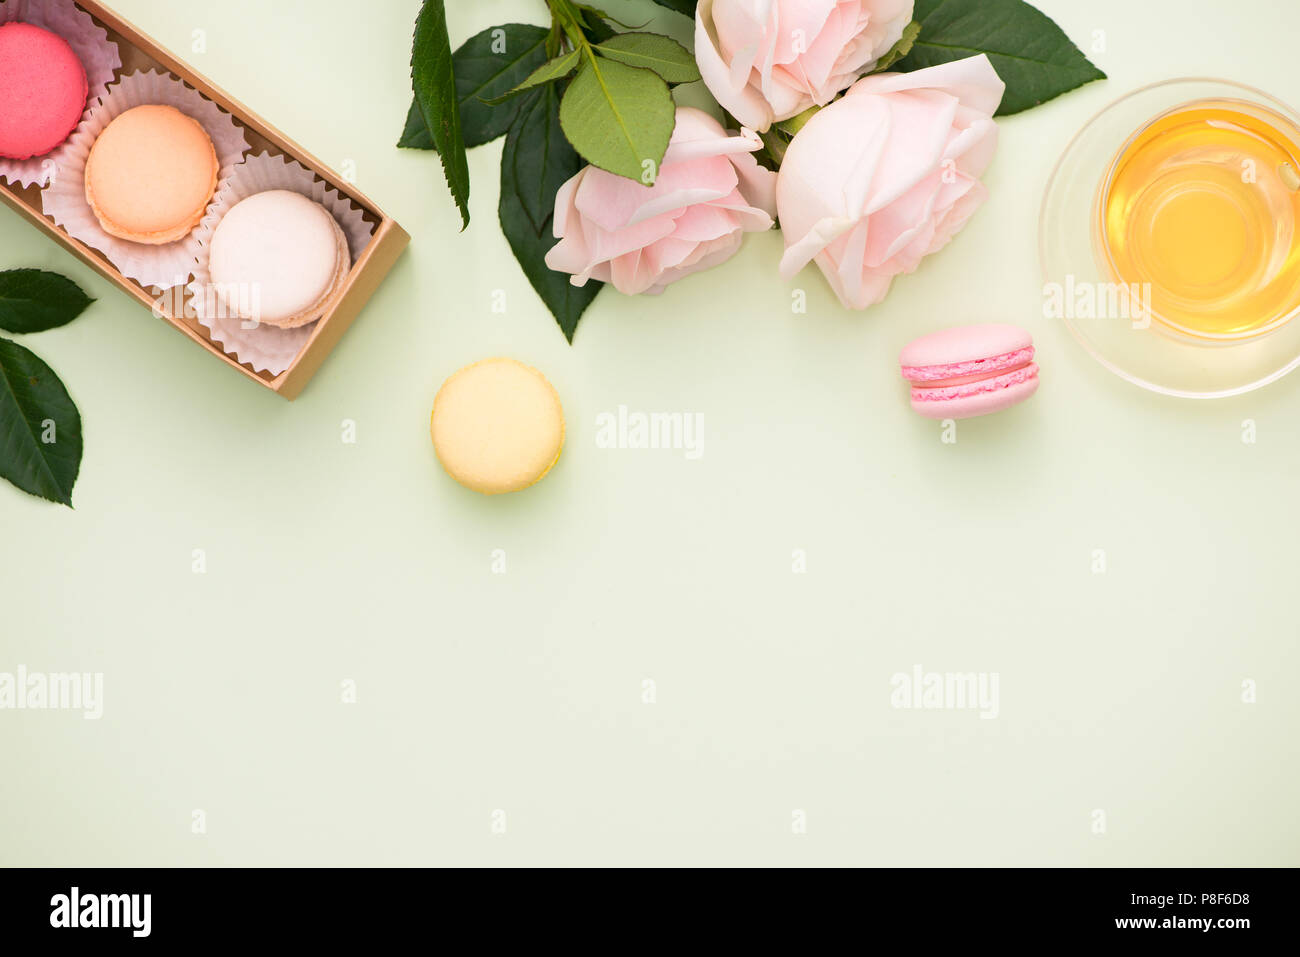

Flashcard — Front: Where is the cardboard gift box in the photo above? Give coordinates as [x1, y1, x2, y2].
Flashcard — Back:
[0, 0, 410, 400]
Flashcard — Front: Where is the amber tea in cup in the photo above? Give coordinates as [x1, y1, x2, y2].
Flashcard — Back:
[1098, 98, 1300, 339]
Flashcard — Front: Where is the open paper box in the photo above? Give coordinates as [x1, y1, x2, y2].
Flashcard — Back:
[0, 0, 410, 400]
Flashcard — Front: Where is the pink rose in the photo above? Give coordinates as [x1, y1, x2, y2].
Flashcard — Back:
[546, 107, 776, 296]
[695, 0, 914, 133]
[777, 55, 1005, 310]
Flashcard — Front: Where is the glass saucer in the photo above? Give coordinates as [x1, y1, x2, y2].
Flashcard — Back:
[1039, 78, 1300, 398]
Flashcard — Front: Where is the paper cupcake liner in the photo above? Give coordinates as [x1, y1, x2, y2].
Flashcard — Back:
[0, 0, 122, 187]
[186, 152, 376, 376]
[41, 70, 250, 287]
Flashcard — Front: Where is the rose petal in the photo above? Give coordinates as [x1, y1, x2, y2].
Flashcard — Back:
[775, 52, 1002, 310]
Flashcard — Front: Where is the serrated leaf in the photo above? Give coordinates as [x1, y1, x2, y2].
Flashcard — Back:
[500, 98, 601, 342]
[0, 270, 93, 334]
[411, 0, 471, 227]
[596, 32, 700, 84]
[896, 0, 1105, 116]
[453, 25, 551, 143]
[579, 9, 617, 43]
[559, 57, 675, 182]
[0, 337, 82, 506]
[512, 86, 582, 235]
[398, 23, 551, 150]
[485, 48, 580, 105]
[648, 0, 697, 16]
[398, 101, 436, 150]
[872, 20, 921, 73]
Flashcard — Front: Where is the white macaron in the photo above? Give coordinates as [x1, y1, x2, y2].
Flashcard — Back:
[208, 189, 350, 328]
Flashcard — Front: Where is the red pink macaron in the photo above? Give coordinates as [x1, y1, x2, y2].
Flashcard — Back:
[0, 22, 88, 160]
[900, 324, 1040, 419]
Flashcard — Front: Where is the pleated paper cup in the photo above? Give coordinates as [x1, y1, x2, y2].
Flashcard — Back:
[0, 0, 121, 187]
[41, 70, 249, 287]
[185, 152, 376, 377]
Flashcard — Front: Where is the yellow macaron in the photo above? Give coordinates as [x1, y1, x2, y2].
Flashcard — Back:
[431, 358, 564, 495]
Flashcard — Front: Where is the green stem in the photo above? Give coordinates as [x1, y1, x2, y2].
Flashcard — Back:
[547, 0, 627, 148]
[758, 128, 787, 166]
[544, 19, 564, 58]
[547, 0, 591, 52]
[777, 105, 822, 137]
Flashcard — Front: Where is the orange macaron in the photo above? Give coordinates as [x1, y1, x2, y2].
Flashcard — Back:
[84, 104, 218, 245]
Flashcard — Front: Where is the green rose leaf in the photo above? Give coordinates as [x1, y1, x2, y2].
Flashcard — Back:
[511, 86, 582, 235]
[579, 9, 617, 43]
[559, 57, 675, 182]
[398, 100, 436, 150]
[596, 33, 701, 85]
[647, 0, 697, 16]
[410, 0, 471, 227]
[872, 20, 921, 74]
[399, 23, 550, 150]
[0, 269, 94, 335]
[500, 89, 601, 342]
[0, 337, 82, 507]
[896, 0, 1105, 116]
[486, 48, 581, 106]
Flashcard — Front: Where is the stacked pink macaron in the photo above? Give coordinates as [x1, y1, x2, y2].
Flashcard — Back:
[899, 324, 1040, 419]
[0, 21, 88, 160]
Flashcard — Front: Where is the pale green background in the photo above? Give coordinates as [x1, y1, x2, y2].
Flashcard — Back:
[2, 0, 1297, 867]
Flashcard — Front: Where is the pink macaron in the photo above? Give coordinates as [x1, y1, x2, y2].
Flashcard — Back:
[0, 22, 89, 161]
[899, 324, 1040, 420]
